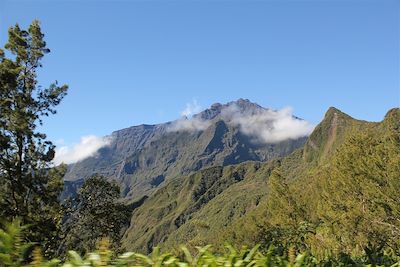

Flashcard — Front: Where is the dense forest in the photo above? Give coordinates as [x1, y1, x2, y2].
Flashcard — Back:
[0, 21, 399, 267]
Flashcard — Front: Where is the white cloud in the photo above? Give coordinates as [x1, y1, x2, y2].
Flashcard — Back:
[53, 135, 112, 165]
[167, 99, 211, 132]
[167, 117, 211, 132]
[166, 100, 315, 142]
[221, 104, 315, 143]
[180, 99, 202, 117]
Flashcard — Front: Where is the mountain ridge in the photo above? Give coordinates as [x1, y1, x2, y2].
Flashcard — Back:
[62, 99, 310, 200]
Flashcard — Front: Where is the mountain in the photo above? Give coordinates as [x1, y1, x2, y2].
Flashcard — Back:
[63, 99, 309, 199]
[222, 107, 400, 256]
[121, 160, 278, 253]
[120, 107, 400, 256]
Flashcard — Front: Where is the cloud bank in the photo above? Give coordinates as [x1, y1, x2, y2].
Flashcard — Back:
[222, 104, 315, 143]
[53, 135, 112, 165]
[167, 100, 212, 132]
[167, 117, 211, 132]
[168, 101, 315, 143]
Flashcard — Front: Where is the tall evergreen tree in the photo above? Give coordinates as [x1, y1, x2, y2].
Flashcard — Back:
[0, 20, 68, 256]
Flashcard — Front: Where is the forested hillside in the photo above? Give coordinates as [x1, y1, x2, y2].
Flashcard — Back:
[120, 107, 400, 259]
[224, 107, 400, 258]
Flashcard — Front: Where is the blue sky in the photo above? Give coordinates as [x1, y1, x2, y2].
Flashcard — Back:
[1, 0, 399, 147]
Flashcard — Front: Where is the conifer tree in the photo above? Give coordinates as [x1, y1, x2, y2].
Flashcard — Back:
[0, 20, 68, 256]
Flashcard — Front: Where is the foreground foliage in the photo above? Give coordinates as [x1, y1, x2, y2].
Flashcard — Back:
[1, 220, 400, 267]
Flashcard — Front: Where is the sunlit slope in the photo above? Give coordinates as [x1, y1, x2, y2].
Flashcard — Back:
[121, 107, 399, 257]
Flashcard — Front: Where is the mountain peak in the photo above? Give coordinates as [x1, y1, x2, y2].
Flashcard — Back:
[384, 108, 399, 121]
[383, 108, 400, 129]
[228, 98, 264, 111]
[324, 107, 352, 119]
[303, 106, 357, 163]
[195, 99, 265, 120]
[326, 106, 341, 113]
[231, 98, 252, 106]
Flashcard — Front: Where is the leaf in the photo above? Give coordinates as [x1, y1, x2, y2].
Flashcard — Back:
[244, 245, 260, 262]
[67, 250, 84, 265]
[179, 246, 193, 264]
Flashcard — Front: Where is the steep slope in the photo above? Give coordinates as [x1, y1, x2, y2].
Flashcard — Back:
[64, 124, 159, 187]
[120, 107, 399, 256]
[121, 160, 279, 253]
[63, 99, 308, 199]
[302, 107, 372, 164]
[280, 106, 375, 181]
[223, 107, 400, 256]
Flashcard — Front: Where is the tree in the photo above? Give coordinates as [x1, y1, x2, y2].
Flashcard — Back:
[0, 20, 68, 257]
[60, 175, 131, 256]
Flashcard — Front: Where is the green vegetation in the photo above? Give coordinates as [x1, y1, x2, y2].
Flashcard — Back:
[223, 108, 400, 261]
[121, 161, 278, 253]
[2, 220, 400, 266]
[59, 175, 131, 255]
[121, 107, 400, 262]
[0, 20, 68, 257]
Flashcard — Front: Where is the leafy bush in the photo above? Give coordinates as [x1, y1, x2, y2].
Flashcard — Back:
[1, 220, 400, 267]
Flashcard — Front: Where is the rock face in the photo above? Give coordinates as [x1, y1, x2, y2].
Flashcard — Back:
[63, 99, 308, 200]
